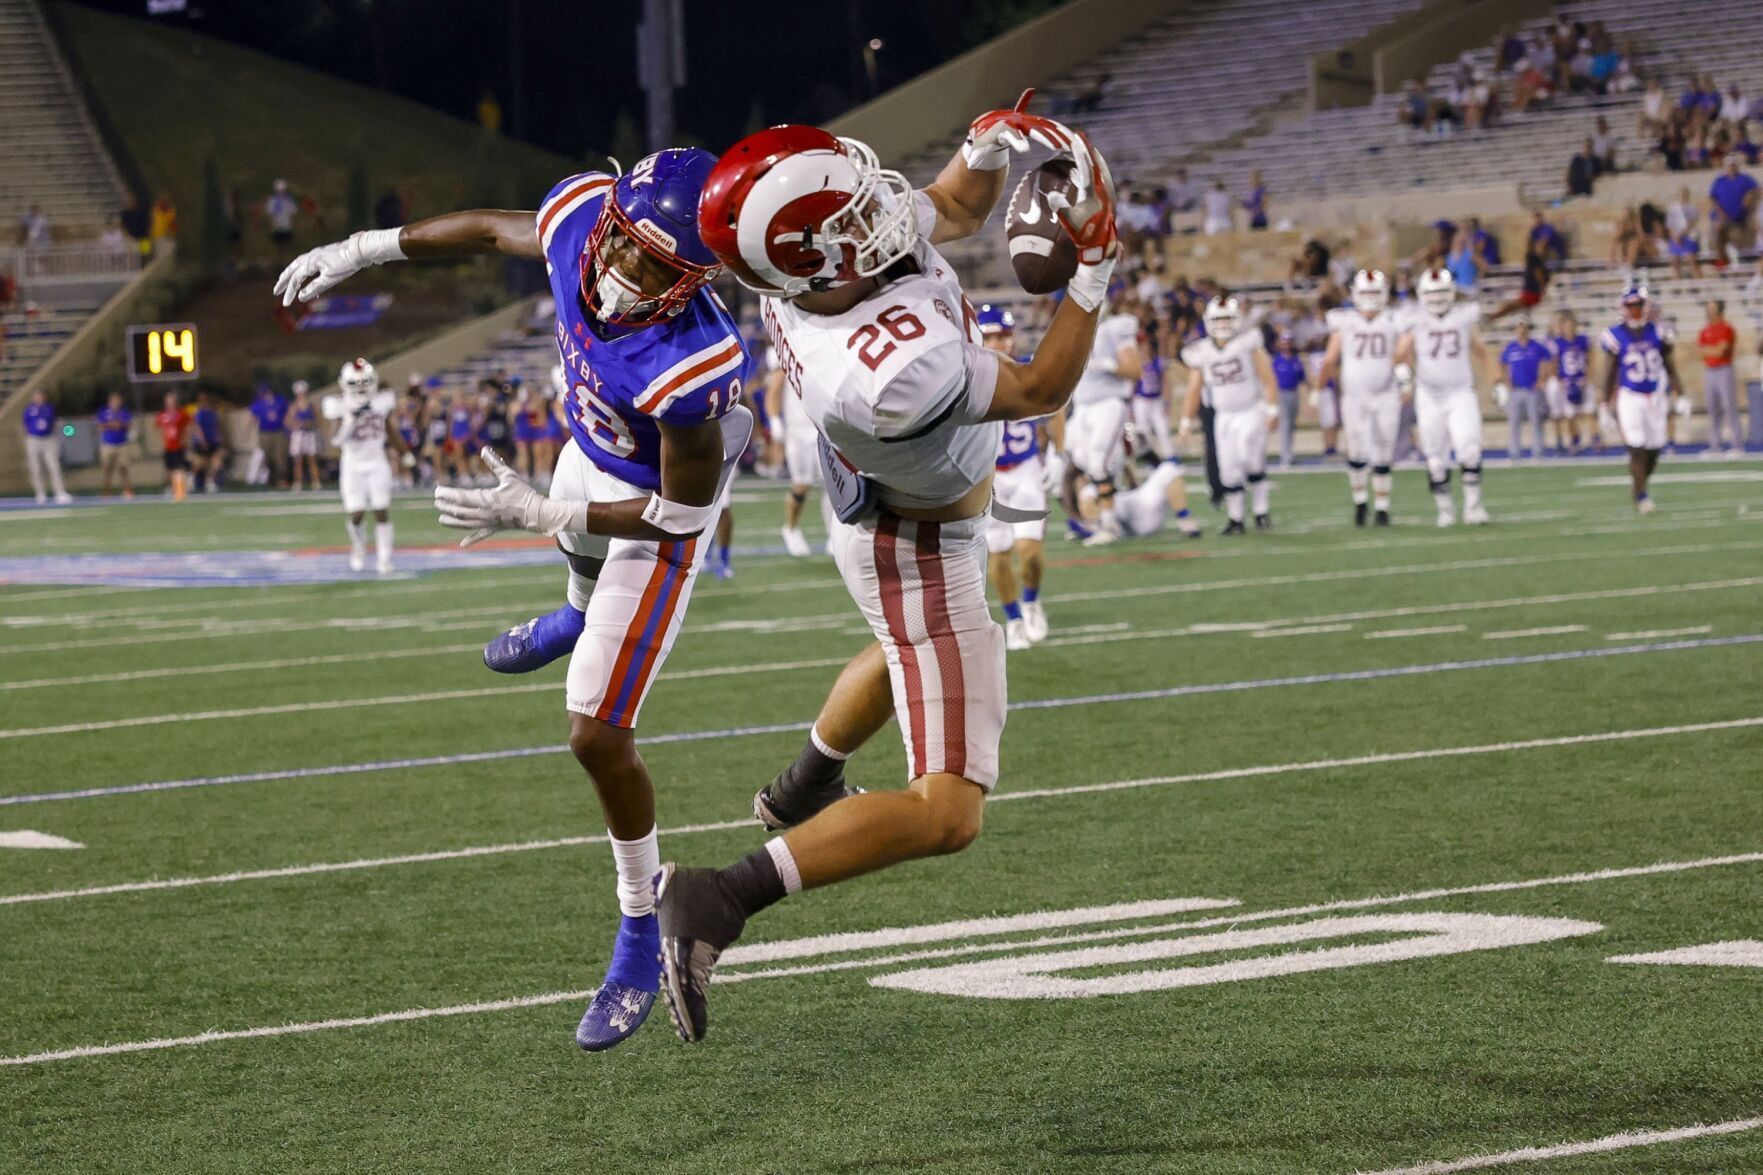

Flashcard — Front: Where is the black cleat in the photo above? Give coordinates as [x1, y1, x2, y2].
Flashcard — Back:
[1374, 509, 1391, 527]
[752, 771, 865, 832]
[1220, 519, 1246, 536]
[655, 864, 747, 1044]
[1254, 513, 1272, 531]
[1354, 501, 1368, 527]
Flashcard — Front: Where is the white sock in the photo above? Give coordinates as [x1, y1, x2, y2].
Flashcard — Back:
[1226, 489, 1245, 522]
[609, 826, 660, 917]
[1249, 477, 1270, 516]
[345, 518, 366, 553]
[1372, 472, 1392, 512]
[374, 521, 393, 563]
[1462, 469, 1484, 512]
[810, 725, 851, 761]
[765, 836, 804, 895]
[1348, 465, 1369, 503]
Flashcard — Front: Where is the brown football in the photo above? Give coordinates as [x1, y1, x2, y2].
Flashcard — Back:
[1006, 157, 1079, 295]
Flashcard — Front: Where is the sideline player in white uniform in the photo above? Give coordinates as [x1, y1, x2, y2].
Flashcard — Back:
[322, 358, 399, 574]
[1179, 296, 1277, 532]
[1063, 286, 1140, 521]
[768, 343, 822, 556]
[653, 102, 1121, 1042]
[1096, 457, 1189, 539]
[976, 303, 1060, 650]
[1395, 268, 1493, 526]
[1321, 269, 1406, 526]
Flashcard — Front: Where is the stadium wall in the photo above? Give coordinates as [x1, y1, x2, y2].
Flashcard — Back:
[827, 0, 1190, 162]
[0, 246, 181, 496]
[1311, 0, 1551, 110]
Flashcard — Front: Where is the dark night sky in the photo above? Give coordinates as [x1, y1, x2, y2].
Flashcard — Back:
[70, 0, 1062, 158]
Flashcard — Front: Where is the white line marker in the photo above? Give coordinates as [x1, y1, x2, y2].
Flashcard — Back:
[0, 830, 82, 850]
[1249, 623, 1353, 638]
[1483, 626, 1587, 640]
[1359, 1115, 1763, 1173]
[6, 850, 1761, 1066]
[1608, 940, 1763, 968]
[6, 716, 1759, 907]
[0, 644, 485, 691]
[1365, 626, 1468, 640]
[1606, 625, 1712, 641]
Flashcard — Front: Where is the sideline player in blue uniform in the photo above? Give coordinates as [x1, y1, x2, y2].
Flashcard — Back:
[276, 149, 754, 1051]
[1498, 318, 1552, 462]
[1547, 311, 1591, 453]
[1599, 286, 1684, 514]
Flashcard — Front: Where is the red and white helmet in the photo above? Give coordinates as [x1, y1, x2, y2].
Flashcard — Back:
[698, 125, 919, 298]
[1417, 267, 1456, 316]
[338, 357, 378, 407]
[1351, 268, 1389, 314]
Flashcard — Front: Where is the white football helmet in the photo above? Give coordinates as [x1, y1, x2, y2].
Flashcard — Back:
[550, 363, 568, 400]
[1351, 269, 1389, 314]
[1203, 296, 1242, 342]
[338, 357, 378, 407]
[1417, 268, 1456, 316]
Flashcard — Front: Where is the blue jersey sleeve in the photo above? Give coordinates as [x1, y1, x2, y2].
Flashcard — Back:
[630, 330, 750, 426]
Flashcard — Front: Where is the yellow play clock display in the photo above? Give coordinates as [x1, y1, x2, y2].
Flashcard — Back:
[125, 323, 199, 383]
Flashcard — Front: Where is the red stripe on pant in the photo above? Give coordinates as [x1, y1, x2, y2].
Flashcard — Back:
[874, 514, 928, 777]
[609, 539, 696, 723]
[593, 541, 688, 727]
[910, 520, 965, 777]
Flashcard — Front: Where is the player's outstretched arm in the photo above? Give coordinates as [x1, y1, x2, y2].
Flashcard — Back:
[275, 210, 540, 306]
[927, 89, 1078, 245]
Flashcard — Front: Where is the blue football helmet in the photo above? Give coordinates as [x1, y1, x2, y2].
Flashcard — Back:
[1619, 283, 1649, 323]
[583, 148, 723, 328]
[975, 303, 1015, 336]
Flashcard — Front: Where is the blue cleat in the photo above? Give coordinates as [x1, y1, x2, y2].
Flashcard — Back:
[575, 913, 661, 1052]
[483, 603, 585, 674]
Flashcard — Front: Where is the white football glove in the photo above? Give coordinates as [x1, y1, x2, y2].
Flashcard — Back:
[1040, 447, 1067, 494]
[1493, 382, 1510, 408]
[1394, 362, 1415, 395]
[274, 228, 404, 307]
[1673, 394, 1692, 418]
[434, 447, 582, 547]
[1177, 416, 1197, 440]
[1263, 401, 1280, 422]
[1597, 401, 1619, 438]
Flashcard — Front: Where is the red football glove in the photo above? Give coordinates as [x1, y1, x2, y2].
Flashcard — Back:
[962, 88, 1081, 171]
[1043, 130, 1118, 265]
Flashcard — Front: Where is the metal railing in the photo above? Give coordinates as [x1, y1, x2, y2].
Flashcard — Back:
[3, 243, 143, 282]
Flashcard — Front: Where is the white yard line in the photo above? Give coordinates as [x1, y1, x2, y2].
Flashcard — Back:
[5, 846, 1762, 1066]
[1365, 626, 1468, 640]
[1358, 1115, 1763, 1174]
[5, 716, 1758, 908]
[1250, 623, 1353, 638]
[0, 645, 486, 691]
[1606, 625, 1712, 641]
[1483, 626, 1588, 640]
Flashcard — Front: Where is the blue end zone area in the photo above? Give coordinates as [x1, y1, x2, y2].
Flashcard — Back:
[0, 545, 565, 588]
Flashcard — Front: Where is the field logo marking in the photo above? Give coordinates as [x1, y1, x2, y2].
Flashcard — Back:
[1608, 940, 1763, 968]
[0, 830, 82, 850]
[868, 913, 1602, 1000]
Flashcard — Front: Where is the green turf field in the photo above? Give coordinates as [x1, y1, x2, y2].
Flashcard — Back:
[2, 463, 1761, 1173]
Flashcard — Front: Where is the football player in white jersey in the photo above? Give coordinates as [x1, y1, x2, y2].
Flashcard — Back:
[1095, 456, 1189, 539]
[1064, 285, 1140, 521]
[767, 344, 821, 556]
[1179, 296, 1277, 532]
[1321, 269, 1406, 526]
[976, 303, 1060, 650]
[1395, 268, 1494, 526]
[322, 357, 400, 574]
[652, 103, 1121, 1042]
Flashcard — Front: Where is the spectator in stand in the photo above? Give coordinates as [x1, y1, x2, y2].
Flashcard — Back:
[1590, 115, 1619, 172]
[1588, 40, 1621, 92]
[155, 390, 190, 500]
[1718, 84, 1749, 134]
[1566, 137, 1600, 197]
[20, 388, 72, 505]
[1659, 109, 1688, 171]
[263, 179, 300, 256]
[17, 204, 51, 248]
[1699, 300, 1743, 456]
[1288, 237, 1331, 285]
[1493, 25, 1526, 74]
[98, 214, 128, 254]
[1468, 217, 1500, 266]
[189, 391, 226, 493]
[1491, 237, 1552, 321]
[1242, 171, 1268, 231]
[1709, 156, 1759, 264]
[1117, 190, 1156, 254]
[1512, 57, 1553, 114]
[1612, 206, 1661, 269]
[1397, 79, 1435, 131]
[149, 192, 178, 252]
[1165, 168, 1196, 217]
[1607, 50, 1641, 96]
[249, 382, 290, 488]
[1202, 181, 1232, 235]
[1732, 126, 1761, 165]
[289, 381, 321, 490]
[1565, 38, 1597, 95]
[1461, 69, 1496, 131]
[1666, 186, 1703, 279]
[1445, 228, 1480, 292]
[0, 266, 16, 315]
[96, 391, 134, 497]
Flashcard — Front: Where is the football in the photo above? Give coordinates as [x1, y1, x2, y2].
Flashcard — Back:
[1005, 156, 1079, 295]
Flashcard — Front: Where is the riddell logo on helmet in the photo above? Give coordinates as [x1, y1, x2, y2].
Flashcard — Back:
[629, 218, 678, 255]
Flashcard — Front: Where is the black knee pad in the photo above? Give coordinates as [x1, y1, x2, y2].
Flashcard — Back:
[1460, 463, 1482, 484]
[1220, 483, 1244, 495]
[1428, 472, 1451, 493]
[788, 488, 808, 506]
[1245, 471, 1267, 484]
[1372, 465, 1391, 476]
[1347, 459, 1368, 471]
[557, 540, 604, 581]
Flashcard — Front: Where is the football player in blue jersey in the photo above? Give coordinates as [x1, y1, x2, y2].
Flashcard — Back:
[1547, 310, 1592, 453]
[1599, 286, 1684, 514]
[275, 149, 754, 1052]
